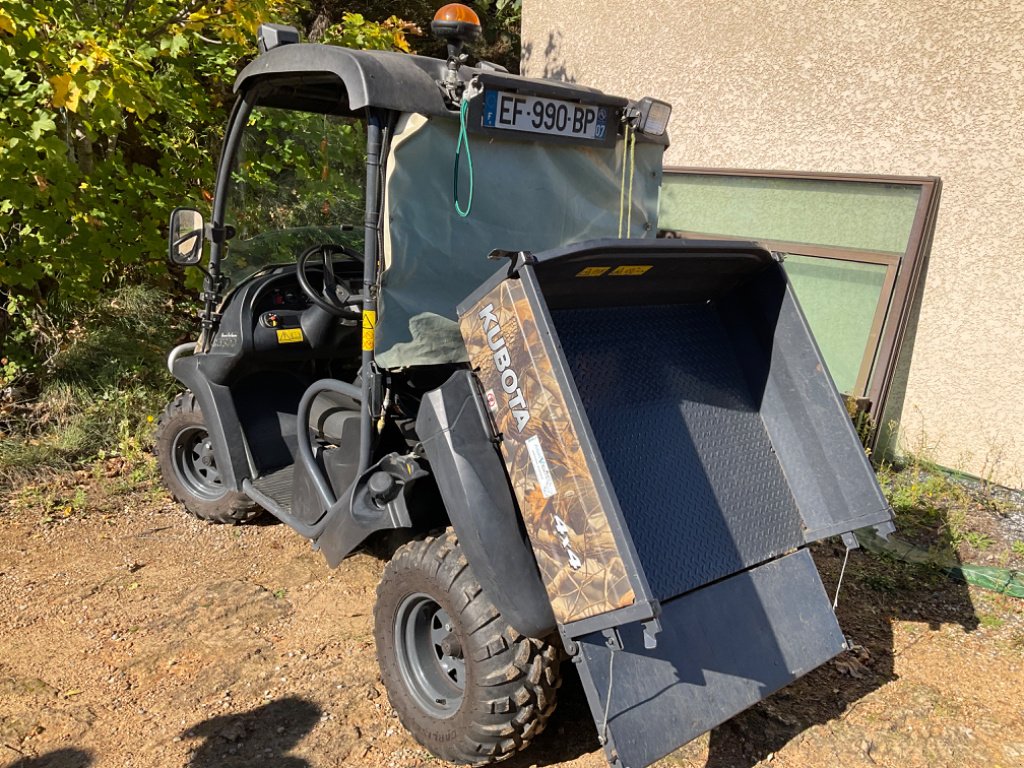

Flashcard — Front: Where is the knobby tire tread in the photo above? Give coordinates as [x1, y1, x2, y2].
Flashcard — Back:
[375, 529, 561, 765]
[154, 391, 261, 524]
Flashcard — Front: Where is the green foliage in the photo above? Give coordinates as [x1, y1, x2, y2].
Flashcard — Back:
[876, 460, 1024, 577]
[877, 463, 973, 550]
[470, 0, 522, 69]
[0, 1, 416, 483]
[0, 1, 413, 385]
[978, 613, 1005, 629]
[965, 531, 994, 551]
[319, 12, 417, 52]
[0, 0, 280, 380]
[844, 395, 877, 455]
[0, 285, 187, 485]
[301, 1, 522, 72]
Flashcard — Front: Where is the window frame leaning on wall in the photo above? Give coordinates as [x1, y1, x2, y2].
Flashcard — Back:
[658, 167, 941, 447]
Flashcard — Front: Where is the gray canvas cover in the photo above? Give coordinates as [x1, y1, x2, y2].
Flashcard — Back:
[376, 115, 663, 368]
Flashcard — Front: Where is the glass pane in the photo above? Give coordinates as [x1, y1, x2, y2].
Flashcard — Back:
[660, 174, 921, 255]
[223, 106, 366, 286]
[783, 255, 888, 395]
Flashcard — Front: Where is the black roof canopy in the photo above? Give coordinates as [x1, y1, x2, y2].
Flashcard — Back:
[233, 43, 619, 120]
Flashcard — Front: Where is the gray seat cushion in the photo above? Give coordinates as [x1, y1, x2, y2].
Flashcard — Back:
[310, 390, 361, 444]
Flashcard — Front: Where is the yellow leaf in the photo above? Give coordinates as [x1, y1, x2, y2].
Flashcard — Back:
[62, 689, 83, 697]
[0, 10, 14, 36]
[49, 74, 81, 112]
[87, 43, 110, 66]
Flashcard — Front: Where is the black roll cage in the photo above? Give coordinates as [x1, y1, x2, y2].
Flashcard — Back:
[198, 45, 666, 504]
[175, 46, 683, 637]
[205, 79, 392, 480]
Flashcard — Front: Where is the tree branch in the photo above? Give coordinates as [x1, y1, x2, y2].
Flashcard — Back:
[145, 0, 207, 43]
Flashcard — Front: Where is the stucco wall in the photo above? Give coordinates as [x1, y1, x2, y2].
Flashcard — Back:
[523, 0, 1024, 488]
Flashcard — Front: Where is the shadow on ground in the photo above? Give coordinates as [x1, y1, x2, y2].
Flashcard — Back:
[183, 697, 321, 768]
[1, 749, 93, 768]
[701, 542, 978, 768]
[507, 542, 978, 768]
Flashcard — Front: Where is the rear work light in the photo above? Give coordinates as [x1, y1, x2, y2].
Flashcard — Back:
[633, 97, 672, 137]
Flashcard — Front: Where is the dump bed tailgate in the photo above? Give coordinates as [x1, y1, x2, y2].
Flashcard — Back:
[456, 239, 892, 767]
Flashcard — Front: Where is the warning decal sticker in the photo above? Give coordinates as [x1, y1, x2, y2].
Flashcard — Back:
[610, 265, 653, 276]
[525, 435, 557, 499]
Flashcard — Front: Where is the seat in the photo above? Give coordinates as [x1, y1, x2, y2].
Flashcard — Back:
[309, 389, 361, 445]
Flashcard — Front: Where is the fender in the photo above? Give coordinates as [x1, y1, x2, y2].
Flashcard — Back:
[416, 370, 556, 639]
[171, 353, 252, 490]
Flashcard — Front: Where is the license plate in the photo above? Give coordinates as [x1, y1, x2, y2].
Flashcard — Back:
[482, 90, 610, 141]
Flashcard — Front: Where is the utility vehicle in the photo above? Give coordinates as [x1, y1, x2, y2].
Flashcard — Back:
[157, 7, 894, 767]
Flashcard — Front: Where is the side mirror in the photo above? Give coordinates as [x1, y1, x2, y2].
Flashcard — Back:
[168, 207, 205, 266]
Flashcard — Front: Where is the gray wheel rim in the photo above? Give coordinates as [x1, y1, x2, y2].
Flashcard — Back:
[394, 593, 465, 717]
[171, 425, 225, 500]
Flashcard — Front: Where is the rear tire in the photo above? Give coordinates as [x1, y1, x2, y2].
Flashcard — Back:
[374, 530, 561, 765]
[155, 392, 262, 524]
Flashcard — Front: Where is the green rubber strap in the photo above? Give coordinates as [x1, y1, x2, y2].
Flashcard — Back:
[454, 99, 473, 218]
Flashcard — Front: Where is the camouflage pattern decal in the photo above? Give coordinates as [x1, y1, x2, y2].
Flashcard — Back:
[459, 278, 636, 624]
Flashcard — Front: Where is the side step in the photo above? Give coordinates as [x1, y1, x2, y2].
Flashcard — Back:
[249, 465, 295, 514]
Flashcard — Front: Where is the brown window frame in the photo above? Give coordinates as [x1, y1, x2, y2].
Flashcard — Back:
[661, 167, 941, 438]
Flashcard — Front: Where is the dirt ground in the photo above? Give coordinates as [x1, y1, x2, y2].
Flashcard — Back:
[2, 471, 1023, 768]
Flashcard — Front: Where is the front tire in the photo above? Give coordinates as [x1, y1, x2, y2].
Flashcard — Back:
[374, 530, 561, 765]
[155, 392, 262, 524]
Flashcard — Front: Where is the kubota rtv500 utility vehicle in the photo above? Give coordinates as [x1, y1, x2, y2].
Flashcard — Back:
[157, 7, 894, 767]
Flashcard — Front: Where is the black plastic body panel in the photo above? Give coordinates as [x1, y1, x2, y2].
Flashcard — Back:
[575, 549, 846, 768]
[233, 44, 666, 132]
[171, 355, 251, 490]
[314, 453, 422, 567]
[235, 45, 457, 117]
[416, 370, 556, 639]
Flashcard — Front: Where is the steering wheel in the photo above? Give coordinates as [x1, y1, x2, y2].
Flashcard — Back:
[296, 243, 364, 317]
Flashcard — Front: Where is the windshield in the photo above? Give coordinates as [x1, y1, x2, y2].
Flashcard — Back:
[221, 105, 366, 286]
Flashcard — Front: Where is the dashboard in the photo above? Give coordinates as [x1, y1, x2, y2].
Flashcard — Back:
[208, 260, 362, 364]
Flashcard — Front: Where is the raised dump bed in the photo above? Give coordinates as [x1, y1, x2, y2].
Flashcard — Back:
[456, 238, 893, 768]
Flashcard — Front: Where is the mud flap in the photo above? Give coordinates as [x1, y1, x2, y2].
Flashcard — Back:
[572, 549, 845, 768]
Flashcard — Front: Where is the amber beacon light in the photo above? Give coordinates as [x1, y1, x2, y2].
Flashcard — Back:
[431, 3, 482, 44]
